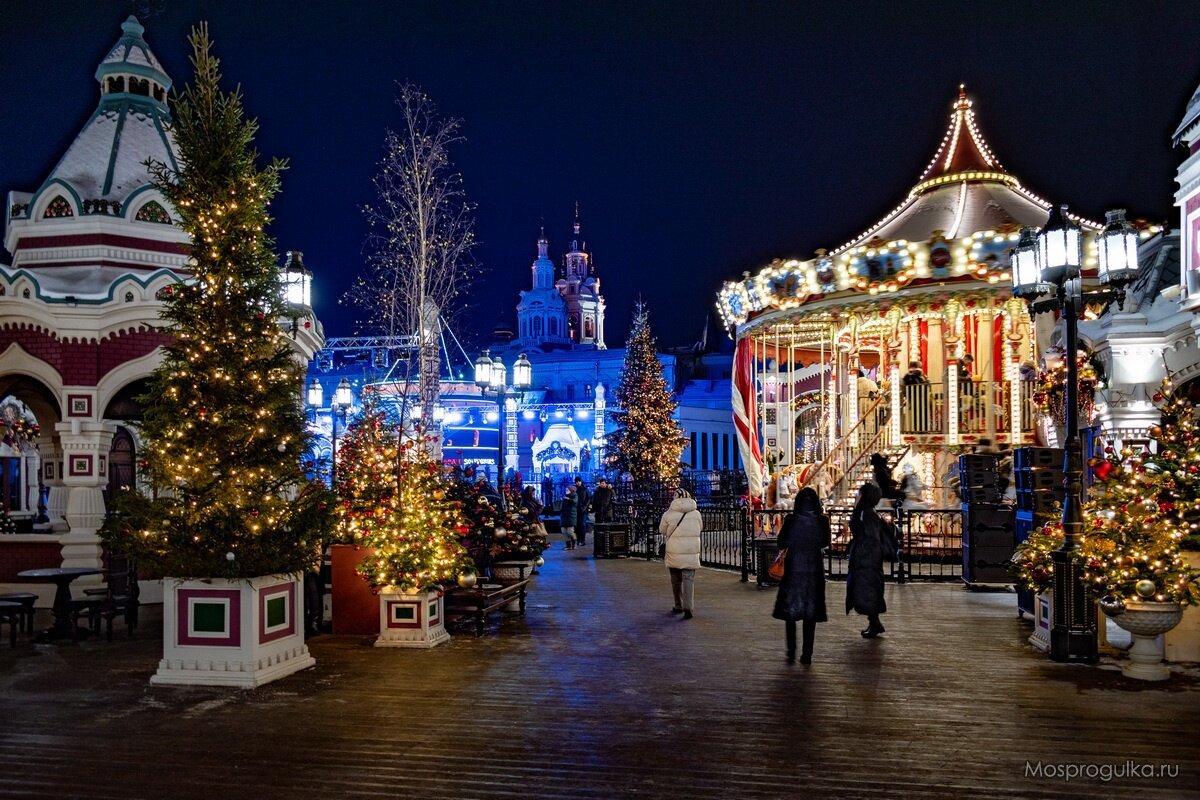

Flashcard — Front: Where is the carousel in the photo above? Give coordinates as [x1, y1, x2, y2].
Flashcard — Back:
[720, 88, 1141, 509]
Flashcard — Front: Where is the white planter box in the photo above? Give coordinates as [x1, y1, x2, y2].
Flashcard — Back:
[152, 574, 314, 688]
[1029, 592, 1052, 652]
[375, 588, 449, 648]
[1165, 552, 1200, 663]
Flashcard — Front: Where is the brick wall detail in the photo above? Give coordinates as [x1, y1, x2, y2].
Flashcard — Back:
[0, 323, 172, 387]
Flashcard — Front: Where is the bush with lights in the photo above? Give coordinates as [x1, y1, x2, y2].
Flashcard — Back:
[355, 439, 474, 594]
[1010, 522, 1062, 595]
[100, 26, 334, 578]
[333, 396, 399, 545]
[490, 486, 548, 562]
[1032, 348, 1105, 427]
[1076, 377, 1200, 610]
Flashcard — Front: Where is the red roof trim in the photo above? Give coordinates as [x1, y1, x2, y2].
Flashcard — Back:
[13, 232, 190, 256]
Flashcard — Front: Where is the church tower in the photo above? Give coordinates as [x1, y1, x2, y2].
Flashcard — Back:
[555, 205, 606, 349]
[516, 229, 571, 347]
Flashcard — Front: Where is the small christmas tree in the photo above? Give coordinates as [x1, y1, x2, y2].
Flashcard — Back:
[1078, 377, 1200, 607]
[606, 304, 687, 480]
[492, 486, 548, 562]
[101, 26, 333, 578]
[333, 397, 399, 545]
[356, 440, 473, 593]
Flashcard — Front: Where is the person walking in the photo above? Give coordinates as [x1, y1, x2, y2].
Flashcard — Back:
[574, 476, 592, 547]
[846, 482, 889, 638]
[659, 489, 703, 619]
[773, 487, 830, 664]
[559, 485, 579, 550]
[591, 478, 614, 523]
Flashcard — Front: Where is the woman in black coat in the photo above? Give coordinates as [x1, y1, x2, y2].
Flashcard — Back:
[772, 487, 831, 664]
[846, 482, 888, 638]
[871, 453, 903, 504]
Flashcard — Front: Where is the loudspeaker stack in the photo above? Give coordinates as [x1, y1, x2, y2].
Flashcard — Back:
[1013, 446, 1065, 614]
[959, 454, 1015, 585]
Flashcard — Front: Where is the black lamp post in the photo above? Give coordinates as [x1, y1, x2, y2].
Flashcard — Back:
[329, 377, 353, 474]
[1012, 205, 1139, 662]
[474, 351, 532, 497]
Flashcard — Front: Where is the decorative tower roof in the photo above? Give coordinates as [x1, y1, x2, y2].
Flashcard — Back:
[914, 86, 1008, 190]
[43, 15, 178, 203]
[1173, 80, 1200, 146]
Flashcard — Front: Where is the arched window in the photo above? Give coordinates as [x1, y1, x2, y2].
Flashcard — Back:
[135, 200, 171, 224]
[106, 76, 125, 93]
[585, 318, 594, 339]
[43, 196, 73, 218]
[534, 317, 543, 337]
[129, 77, 150, 96]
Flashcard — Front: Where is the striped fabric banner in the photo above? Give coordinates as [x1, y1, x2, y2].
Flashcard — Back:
[732, 337, 765, 498]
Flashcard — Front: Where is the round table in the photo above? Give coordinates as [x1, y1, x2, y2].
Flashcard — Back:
[17, 567, 103, 641]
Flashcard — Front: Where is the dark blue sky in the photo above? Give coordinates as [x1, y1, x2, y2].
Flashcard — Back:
[3, 1, 1197, 347]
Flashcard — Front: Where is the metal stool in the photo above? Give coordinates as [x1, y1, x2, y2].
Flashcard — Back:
[0, 592, 37, 635]
[0, 601, 22, 647]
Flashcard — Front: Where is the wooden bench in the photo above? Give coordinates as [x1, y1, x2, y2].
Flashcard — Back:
[444, 565, 531, 636]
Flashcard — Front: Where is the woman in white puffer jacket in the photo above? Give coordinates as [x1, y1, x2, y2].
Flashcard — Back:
[659, 490, 703, 619]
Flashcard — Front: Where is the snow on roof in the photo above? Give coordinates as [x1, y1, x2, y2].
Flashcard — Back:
[45, 106, 177, 202]
[98, 16, 170, 86]
[1173, 81, 1200, 145]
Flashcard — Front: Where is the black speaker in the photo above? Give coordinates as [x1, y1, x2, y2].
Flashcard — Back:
[1015, 446, 1064, 470]
[962, 504, 1016, 585]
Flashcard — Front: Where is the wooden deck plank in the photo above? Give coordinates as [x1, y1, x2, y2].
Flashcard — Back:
[0, 543, 1196, 799]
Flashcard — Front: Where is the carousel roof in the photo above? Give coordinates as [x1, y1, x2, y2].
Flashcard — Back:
[716, 88, 1124, 334]
[832, 88, 1085, 254]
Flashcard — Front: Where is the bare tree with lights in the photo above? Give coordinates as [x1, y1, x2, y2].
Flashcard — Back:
[346, 84, 476, 452]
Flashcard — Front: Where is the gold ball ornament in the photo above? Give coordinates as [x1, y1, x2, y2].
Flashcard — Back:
[457, 572, 477, 589]
[1135, 579, 1156, 598]
[1149, 425, 1163, 438]
[1120, 447, 1134, 458]
[493, 527, 507, 540]
[534, 556, 545, 567]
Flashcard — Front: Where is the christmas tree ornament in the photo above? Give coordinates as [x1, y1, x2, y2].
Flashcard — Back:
[1135, 579, 1156, 598]
[457, 572, 477, 589]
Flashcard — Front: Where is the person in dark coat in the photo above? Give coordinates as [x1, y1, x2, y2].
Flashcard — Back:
[846, 482, 888, 638]
[574, 476, 592, 546]
[772, 487, 831, 664]
[559, 486, 579, 550]
[871, 453, 903, 504]
[519, 485, 543, 520]
[591, 478, 614, 523]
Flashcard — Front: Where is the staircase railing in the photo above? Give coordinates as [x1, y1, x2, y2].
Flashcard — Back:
[832, 424, 906, 504]
[802, 394, 886, 501]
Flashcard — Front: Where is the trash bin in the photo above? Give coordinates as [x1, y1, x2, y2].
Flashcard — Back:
[754, 538, 780, 587]
[593, 523, 631, 558]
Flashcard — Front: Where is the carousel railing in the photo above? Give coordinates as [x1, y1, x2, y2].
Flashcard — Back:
[803, 394, 887, 501]
[899, 379, 1039, 437]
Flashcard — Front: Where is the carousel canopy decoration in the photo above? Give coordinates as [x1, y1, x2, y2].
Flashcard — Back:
[715, 87, 1138, 333]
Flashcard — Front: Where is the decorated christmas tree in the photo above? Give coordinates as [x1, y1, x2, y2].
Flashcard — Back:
[492, 486, 548, 562]
[333, 396, 400, 545]
[1078, 376, 1200, 607]
[101, 26, 333, 578]
[447, 473, 502, 569]
[356, 440, 473, 593]
[605, 304, 687, 480]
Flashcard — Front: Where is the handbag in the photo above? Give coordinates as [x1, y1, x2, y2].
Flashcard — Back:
[767, 547, 788, 581]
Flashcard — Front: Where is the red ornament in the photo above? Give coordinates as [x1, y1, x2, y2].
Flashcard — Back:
[1094, 462, 1116, 481]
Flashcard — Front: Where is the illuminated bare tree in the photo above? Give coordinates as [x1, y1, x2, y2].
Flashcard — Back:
[347, 84, 476, 450]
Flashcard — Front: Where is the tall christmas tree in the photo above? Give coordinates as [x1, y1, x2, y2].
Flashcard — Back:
[606, 304, 686, 480]
[356, 440, 473, 593]
[1079, 376, 1200, 606]
[101, 26, 333, 578]
[333, 396, 399, 545]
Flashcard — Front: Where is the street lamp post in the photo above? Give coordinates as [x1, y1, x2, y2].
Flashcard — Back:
[330, 377, 353, 475]
[474, 351, 532, 498]
[1011, 205, 1139, 663]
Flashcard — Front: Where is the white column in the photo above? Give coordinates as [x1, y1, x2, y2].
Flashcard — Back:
[55, 420, 115, 588]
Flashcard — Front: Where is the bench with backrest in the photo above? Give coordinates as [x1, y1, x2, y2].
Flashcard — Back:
[443, 563, 531, 636]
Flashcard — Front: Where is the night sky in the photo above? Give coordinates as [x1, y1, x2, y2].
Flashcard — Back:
[2, 1, 1197, 349]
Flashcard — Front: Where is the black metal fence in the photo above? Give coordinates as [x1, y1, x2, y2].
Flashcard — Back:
[612, 498, 963, 585]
